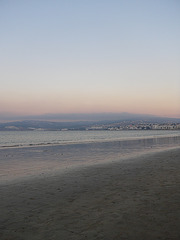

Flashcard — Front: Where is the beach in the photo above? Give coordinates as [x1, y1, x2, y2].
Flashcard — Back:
[0, 147, 180, 240]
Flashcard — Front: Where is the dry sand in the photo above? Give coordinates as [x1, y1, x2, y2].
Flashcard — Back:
[0, 148, 180, 240]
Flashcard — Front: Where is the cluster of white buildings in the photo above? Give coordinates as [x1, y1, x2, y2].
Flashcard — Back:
[86, 123, 180, 131]
[150, 123, 180, 130]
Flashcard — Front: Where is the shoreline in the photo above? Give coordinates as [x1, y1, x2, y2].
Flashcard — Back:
[1, 130, 180, 150]
[1, 147, 180, 239]
[1, 145, 180, 186]
[1, 136, 180, 185]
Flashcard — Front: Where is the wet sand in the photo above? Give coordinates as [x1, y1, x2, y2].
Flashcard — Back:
[0, 148, 180, 240]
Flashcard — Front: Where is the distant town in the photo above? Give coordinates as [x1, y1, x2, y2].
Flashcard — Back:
[85, 121, 180, 131]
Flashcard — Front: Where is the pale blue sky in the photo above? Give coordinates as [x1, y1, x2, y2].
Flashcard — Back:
[0, 0, 180, 117]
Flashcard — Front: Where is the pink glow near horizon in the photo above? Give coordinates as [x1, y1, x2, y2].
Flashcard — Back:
[1, 90, 180, 118]
[1, 1, 180, 119]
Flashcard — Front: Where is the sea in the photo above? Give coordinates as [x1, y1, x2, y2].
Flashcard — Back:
[1, 130, 180, 148]
[0, 130, 180, 183]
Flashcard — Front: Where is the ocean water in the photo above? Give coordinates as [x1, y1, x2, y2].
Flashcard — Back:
[0, 130, 180, 183]
[0, 130, 180, 148]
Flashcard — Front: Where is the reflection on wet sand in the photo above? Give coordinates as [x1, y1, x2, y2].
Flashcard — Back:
[0, 136, 180, 183]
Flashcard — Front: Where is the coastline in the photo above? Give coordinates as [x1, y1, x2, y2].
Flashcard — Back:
[1, 147, 180, 240]
[1, 135, 180, 184]
[1, 129, 180, 149]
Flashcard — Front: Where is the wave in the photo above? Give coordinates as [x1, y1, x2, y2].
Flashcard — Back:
[1, 134, 180, 149]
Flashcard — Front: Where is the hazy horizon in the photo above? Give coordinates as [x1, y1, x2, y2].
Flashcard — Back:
[0, 111, 180, 124]
[1, 1, 180, 118]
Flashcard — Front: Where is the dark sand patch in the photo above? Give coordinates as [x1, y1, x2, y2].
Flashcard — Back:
[0, 148, 180, 240]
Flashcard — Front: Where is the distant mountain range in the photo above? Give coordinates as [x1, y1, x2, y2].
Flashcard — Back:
[1, 112, 180, 122]
[0, 112, 180, 131]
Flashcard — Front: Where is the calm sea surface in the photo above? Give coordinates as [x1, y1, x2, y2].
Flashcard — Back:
[1, 130, 180, 148]
[0, 130, 180, 183]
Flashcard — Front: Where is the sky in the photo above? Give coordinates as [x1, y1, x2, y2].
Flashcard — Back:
[0, 0, 180, 118]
